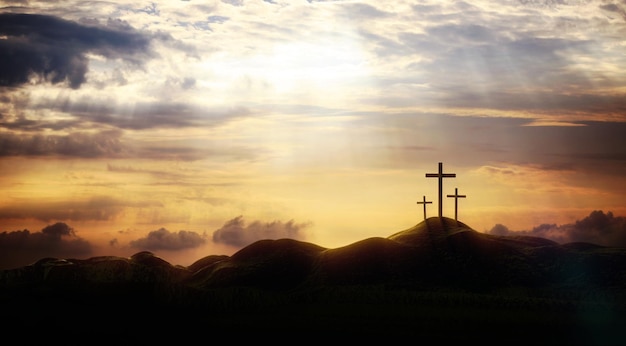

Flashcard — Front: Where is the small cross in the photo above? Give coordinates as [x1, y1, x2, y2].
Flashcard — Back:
[416, 195, 432, 220]
[446, 187, 466, 221]
[425, 162, 456, 218]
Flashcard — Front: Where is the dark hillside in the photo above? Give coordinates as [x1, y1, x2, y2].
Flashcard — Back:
[1, 217, 625, 344]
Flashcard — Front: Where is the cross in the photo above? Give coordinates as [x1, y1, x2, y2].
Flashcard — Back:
[425, 162, 456, 218]
[446, 187, 466, 221]
[416, 195, 432, 220]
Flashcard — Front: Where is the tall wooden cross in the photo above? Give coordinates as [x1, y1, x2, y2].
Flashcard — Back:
[425, 162, 456, 218]
[446, 187, 466, 221]
[416, 195, 432, 220]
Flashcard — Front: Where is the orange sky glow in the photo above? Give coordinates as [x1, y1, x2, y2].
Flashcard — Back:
[1, 0, 625, 269]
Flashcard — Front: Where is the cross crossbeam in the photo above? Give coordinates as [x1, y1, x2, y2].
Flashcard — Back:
[425, 162, 456, 218]
[416, 195, 432, 220]
[446, 187, 466, 221]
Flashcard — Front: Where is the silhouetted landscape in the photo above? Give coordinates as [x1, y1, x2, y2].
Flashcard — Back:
[3, 2, 626, 344]
[2, 217, 625, 343]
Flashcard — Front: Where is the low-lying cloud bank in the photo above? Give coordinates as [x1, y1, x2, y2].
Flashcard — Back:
[0, 215, 311, 270]
[212, 215, 310, 247]
[487, 210, 626, 247]
[1, 211, 624, 271]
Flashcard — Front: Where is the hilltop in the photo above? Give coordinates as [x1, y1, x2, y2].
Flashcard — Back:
[2, 217, 625, 343]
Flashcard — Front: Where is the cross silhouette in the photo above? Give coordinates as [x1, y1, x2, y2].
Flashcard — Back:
[416, 195, 432, 220]
[425, 162, 456, 218]
[446, 187, 466, 221]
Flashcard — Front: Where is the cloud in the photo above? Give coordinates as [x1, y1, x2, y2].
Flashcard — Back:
[212, 215, 311, 247]
[0, 222, 93, 270]
[426, 23, 497, 44]
[0, 13, 152, 89]
[600, 3, 626, 20]
[419, 36, 594, 106]
[357, 2, 626, 116]
[0, 129, 125, 157]
[363, 113, 626, 187]
[2, 94, 252, 132]
[0, 196, 159, 222]
[129, 228, 207, 251]
[486, 210, 626, 247]
[340, 3, 389, 19]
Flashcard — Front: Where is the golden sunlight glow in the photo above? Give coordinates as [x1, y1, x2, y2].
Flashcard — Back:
[1, 1, 625, 270]
[263, 38, 369, 92]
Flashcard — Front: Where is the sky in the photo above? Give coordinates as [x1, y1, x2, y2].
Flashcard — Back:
[1, 0, 626, 270]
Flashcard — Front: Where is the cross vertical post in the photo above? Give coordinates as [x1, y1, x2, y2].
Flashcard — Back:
[446, 187, 466, 221]
[425, 162, 456, 218]
[416, 195, 432, 220]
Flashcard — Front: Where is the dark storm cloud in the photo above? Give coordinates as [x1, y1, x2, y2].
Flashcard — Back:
[0, 129, 125, 157]
[0, 222, 93, 270]
[0, 13, 152, 89]
[0, 196, 159, 222]
[129, 228, 206, 251]
[212, 215, 311, 247]
[487, 210, 626, 248]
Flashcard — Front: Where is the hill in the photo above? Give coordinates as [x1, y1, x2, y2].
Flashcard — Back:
[1, 217, 625, 343]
